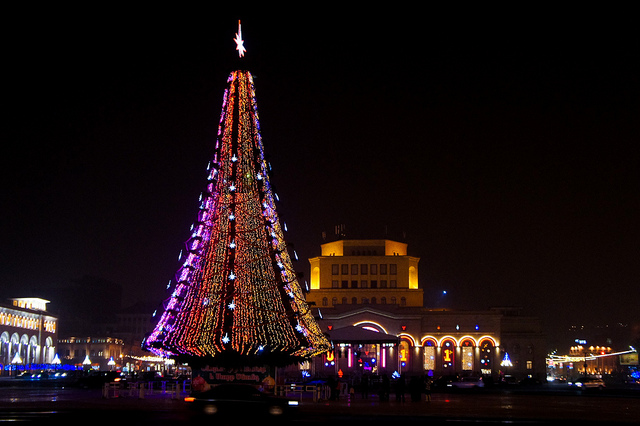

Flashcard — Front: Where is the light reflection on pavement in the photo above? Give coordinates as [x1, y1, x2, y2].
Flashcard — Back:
[1, 383, 639, 424]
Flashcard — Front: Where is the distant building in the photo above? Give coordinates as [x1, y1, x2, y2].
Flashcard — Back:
[57, 336, 124, 370]
[115, 302, 155, 352]
[301, 239, 546, 382]
[547, 335, 639, 382]
[114, 301, 158, 372]
[0, 298, 59, 369]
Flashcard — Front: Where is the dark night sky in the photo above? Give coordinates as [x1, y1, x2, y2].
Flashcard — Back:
[2, 8, 638, 346]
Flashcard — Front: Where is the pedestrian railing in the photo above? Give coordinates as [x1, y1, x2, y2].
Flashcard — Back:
[102, 380, 191, 399]
[276, 384, 330, 402]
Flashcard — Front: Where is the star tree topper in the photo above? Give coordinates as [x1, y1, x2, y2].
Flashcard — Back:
[234, 20, 246, 58]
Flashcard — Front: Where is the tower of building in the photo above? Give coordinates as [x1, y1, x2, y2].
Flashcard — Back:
[307, 239, 423, 308]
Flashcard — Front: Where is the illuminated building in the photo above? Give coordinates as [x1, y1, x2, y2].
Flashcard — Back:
[57, 336, 124, 371]
[546, 344, 638, 381]
[309, 239, 422, 307]
[302, 239, 547, 381]
[0, 298, 58, 370]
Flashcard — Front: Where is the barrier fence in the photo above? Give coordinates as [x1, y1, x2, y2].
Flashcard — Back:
[276, 384, 330, 402]
[102, 380, 191, 399]
[102, 380, 330, 402]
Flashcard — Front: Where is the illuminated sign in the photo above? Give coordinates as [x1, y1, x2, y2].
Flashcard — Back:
[442, 340, 454, 368]
[399, 340, 410, 367]
[620, 353, 639, 365]
[324, 350, 335, 366]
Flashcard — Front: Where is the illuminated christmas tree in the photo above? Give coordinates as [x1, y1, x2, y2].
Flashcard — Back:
[144, 22, 330, 366]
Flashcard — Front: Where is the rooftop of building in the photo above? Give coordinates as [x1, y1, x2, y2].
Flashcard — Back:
[318, 239, 410, 257]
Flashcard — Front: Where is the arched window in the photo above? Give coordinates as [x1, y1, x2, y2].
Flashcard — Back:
[322, 297, 328, 306]
[441, 338, 456, 369]
[351, 297, 358, 305]
[479, 338, 495, 372]
[422, 338, 437, 371]
[460, 338, 475, 371]
[0, 332, 10, 363]
[311, 267, 320, 289]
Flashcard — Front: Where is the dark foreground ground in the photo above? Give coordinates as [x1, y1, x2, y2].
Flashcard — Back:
[0, 382, 638, 425]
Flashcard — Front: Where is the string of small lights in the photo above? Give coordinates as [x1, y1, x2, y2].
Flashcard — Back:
[144, 70, 330, 365]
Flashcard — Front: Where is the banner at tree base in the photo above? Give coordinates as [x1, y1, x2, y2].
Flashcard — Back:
[192, 365, 275, 392]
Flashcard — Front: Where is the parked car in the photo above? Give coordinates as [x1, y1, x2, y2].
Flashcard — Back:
[185, 383, 299, 418]
[519, 377, 545, 386]
[15, 371, 49, 380]
[447, 376, 484, 389]
[433, 375, 459, 389]
[568, 377, 605, 390]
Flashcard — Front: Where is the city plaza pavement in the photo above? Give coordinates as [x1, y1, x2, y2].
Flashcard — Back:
[1, 384, 639, 424]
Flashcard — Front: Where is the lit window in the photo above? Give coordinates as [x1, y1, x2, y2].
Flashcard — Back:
[462, 347, 473, 370]
[424, 346, 436, 370]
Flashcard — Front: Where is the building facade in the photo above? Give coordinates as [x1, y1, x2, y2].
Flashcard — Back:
[0, 298, 58, 370]
[302, 239, 546, 383]
[309, 239, 422, 308]
[57, 336, 125, 370]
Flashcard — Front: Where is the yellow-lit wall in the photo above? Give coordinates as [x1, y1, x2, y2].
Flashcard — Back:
[308, 239, 422, 307]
